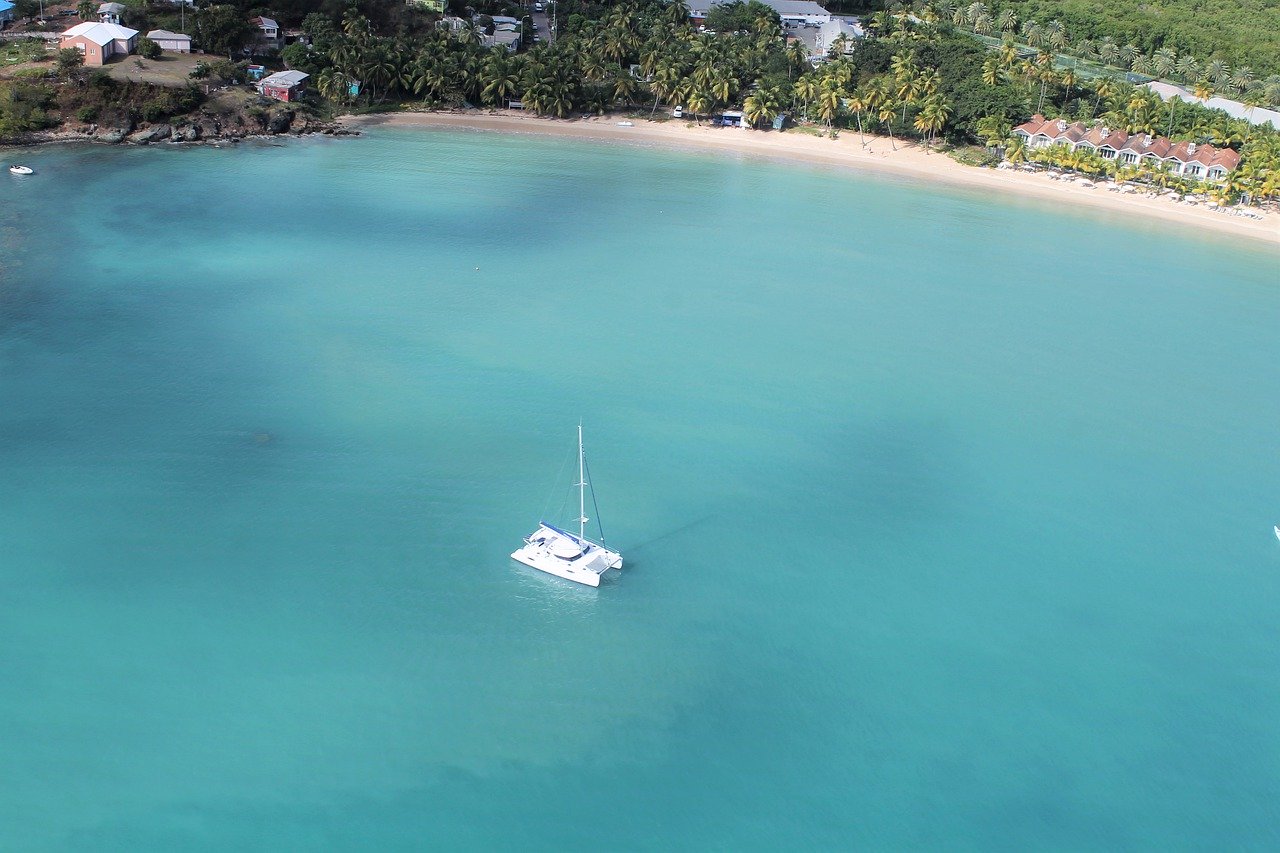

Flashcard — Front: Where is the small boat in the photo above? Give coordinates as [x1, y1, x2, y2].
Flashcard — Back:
[511, 425, 623, 587]
[617, 121, 634, 127]
[8, 165, 34, 175]
[1274, 525, 1280, 542]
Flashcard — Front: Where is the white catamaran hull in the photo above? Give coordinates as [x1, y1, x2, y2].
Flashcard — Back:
[512, 523, 623, 588]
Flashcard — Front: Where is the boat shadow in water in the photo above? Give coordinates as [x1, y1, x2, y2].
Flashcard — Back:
[618, 515, 715, 572]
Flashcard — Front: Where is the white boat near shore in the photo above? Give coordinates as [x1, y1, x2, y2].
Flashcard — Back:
[511, 425, 622, 587]
[8, 165, 34, 175]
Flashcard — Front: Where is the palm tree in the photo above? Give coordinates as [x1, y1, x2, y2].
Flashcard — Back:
[1093, 76, 1118, 114]
[997, 39, 1018, 70]
[665, 1, 691, 27]
[785, 39, 807, 81]
[1061, 67, 1077, 104]
[686, 88, 711, 124]
[1045, 20, 1066, 52]
[611, 70, 637, 108]
[793, 74, 817, 120]
[1098, 38, 1120, 68]
[649, 61, 680, 116]
[1152, 47, 1177, 79]
[847, 85, 870, 147]
[816, 78, 843, 132]
[709, 67, 736, 110]
[1022, 21, 1042, 48]
[1206, 60, 1231, 90]
[1004, 136, 1027, 163]
[997, 9, 1017, 35]
[743, 84, 780, 128]
[1193, 78, 1214, 100]
[877, 102, 899, 150]
[482, 54, 520, 106]
[1229, 66, 1254, 94]
[914, 96, 949, 148]
[1175, 55, 1200, 83]
[981, 57, 1002, 87]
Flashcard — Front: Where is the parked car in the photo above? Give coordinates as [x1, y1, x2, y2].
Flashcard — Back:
[672, 105, 683, 118]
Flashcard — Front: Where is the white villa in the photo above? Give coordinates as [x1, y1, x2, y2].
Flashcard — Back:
[815, 18, 864, 55]
[1012, 115, 1240, 182]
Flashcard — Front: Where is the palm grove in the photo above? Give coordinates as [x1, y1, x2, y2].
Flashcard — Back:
[281, 0, 1277, 201]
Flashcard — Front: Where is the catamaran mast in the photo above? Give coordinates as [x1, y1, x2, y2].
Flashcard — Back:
[577, 423, 587, 541]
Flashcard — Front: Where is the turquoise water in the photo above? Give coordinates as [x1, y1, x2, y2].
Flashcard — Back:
[3, 127, 1280, 848]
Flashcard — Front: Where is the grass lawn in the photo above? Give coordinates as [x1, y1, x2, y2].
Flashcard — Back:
[103, 53, 210, 87]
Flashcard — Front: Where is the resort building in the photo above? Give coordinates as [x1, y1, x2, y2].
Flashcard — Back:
[59, 22, 138, 66]
[1142, 81, 1280, 132]
[815, 18, 864, 55]
[256, 69, 308, 102]
[1012, 115, 1240, 181]
[690, 0, 832, 27]
[0, 0, 15, 25]
[146, 29, 191, 53]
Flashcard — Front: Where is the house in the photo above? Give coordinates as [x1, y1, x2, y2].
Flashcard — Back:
[815, 18, 863, 55]
[59, 21, 138, 66]
[0, 0, 16, 25]
[1011, 115, 1240, 181]
[146, 29, 191, 52]
[97, 2, 125, 24]
[256, 69, 308, 101]
[482, 28, 521, 52]
[690, 0, 831, 27]
[251, 15, 282, 53]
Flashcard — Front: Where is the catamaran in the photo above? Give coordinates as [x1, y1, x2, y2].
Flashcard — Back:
[511, 425, 622, 587]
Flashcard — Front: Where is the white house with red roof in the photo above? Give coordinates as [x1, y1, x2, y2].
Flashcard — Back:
[1012, 115, 1240, 182]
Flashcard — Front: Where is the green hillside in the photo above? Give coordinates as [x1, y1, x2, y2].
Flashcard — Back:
[1005, 0, 1280, 75]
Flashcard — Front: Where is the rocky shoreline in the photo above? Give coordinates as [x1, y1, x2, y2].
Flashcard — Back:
[3, 108, 357, 148]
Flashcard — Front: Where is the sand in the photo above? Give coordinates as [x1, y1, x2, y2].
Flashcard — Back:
[343, 110, 1280, 249]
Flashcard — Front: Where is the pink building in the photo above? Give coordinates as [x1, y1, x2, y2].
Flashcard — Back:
[59, 22, 138, 66]
[1012, 115, 1240, 182]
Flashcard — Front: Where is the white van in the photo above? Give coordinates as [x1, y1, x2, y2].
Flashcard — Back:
[672, 105, 683, 118]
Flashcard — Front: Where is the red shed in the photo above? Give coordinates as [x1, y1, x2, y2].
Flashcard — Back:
[256, 70, 309, 102]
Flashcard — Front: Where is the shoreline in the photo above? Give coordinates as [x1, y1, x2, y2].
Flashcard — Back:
[343, 111, 1280, 249]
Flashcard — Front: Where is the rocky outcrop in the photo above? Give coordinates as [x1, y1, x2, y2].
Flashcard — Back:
[267, 109, 294, 134]
[127, 124, 171, 144]
[94, 127, 131, 144]
[4, 106, 349, 147]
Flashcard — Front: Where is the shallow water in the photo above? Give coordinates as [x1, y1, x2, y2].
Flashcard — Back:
[2, 128, 1279, 848]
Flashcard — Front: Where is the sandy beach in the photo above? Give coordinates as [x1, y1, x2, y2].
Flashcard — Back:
[344, 110, 1280, 248]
